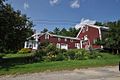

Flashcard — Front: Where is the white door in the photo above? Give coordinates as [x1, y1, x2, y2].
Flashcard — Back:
[61, 44, 68, 50]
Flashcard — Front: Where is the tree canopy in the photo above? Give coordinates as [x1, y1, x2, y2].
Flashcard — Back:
[96, 20, 120, 54]
[50, 27, 79, 37]
[0, 0, 34, 52]
[104, 20, 120, 54]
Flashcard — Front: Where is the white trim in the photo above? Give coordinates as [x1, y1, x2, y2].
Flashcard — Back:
[86, 26, 88, 31]
[76, 25, 99, 38]
[76, 24, 108, 38]
[84, 35, 88, 41]
[24, 41, 27, 48]
[27, 33, 44, 40]
[76, 27, 83, 38]
[45, 34, 49, 39]
[75, 43, 80, 49]
[27, 32, 80, 41]
[98, 28, 102, 40]
[98, 28, 103, 48]
[80, 40, 82, 48]
[48, 33, 80, 40]
[61, 44, 68, 50]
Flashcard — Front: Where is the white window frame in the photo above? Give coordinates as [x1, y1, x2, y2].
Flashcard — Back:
[61, 44, 68, 50]
[82, 27, 86, 33]
[84, 35, 88, 41]
[65, 38, 67, 42]
[58, 38, 61, 41]
[82, 26, 88, 33]
[70, 39, 73, 42]
[75, 43, 80, 49]
[45, 34, 49, 39]
[75, 43, 77, 47]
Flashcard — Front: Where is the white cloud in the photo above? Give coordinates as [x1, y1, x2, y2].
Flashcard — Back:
[75, 18, 96, 29]
[70, 0, 80, 8]
[49, 0, 59, 6]
[24, 2, 29, 10]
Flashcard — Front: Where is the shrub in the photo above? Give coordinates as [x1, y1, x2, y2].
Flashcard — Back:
[38, 40, 50, 49]
[59, 49, 67, 53]
[0, 54, 4, 58]
[55, 53, 65, 61]
[89, 50, 102, 59]
[18, 48, 31, 54]
[34, 50, 46, 61]
[44, 52, 57, 61]
[64, 50, 76, 60]
[46, 44, 57, 53]
[75, 49, 90, 60]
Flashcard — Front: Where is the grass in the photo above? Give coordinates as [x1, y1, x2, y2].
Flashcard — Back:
[0, 53, 120, 75]
[2, 53, 35, 58]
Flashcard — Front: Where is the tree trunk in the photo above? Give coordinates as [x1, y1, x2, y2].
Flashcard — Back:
[117, 49, 119, 54]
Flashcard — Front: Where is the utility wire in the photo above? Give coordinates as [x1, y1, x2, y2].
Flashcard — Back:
[32, 19, 80, 25]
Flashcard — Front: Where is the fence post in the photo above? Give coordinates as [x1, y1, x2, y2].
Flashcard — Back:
[119, 61, 120, 71]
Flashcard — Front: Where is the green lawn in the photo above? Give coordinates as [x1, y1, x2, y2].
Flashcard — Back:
[2, 53, 35, 58]
[0, 53, 120, 75]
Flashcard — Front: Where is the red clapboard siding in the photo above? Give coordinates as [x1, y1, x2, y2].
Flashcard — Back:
[77, 25, 101, 49]
[39, 34, 80, 49]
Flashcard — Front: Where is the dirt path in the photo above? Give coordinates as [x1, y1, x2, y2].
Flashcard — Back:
[0, 66, 120, 80]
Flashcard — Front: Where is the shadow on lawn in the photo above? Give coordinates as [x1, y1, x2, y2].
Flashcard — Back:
[0, 56, 40, 71]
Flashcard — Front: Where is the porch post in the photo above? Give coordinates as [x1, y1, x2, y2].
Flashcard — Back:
[24, 41, 27, 48]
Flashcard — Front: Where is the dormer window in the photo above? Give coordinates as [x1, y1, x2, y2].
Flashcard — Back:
[45, 34, 49, 39]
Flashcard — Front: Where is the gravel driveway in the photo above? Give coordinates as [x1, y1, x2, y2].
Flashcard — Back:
[0, 66, 120, 80]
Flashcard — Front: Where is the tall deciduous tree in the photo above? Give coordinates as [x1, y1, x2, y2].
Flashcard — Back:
[0, 0, 34, 52]
[105, 20, 120, 54]
[96, 20, 120, 54]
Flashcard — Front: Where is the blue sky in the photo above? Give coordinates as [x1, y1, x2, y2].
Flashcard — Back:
[6, 0, 120, 32]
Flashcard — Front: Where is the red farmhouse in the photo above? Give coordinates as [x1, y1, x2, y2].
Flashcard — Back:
[24, 24, 108, 50]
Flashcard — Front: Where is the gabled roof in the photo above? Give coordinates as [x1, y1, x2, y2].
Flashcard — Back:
[76, 24, 109, 38]
[28, 32, 80, 40]
[27, 33, 44, 40]
[44, 32, 80, 40]
[87, 24, 109, 29]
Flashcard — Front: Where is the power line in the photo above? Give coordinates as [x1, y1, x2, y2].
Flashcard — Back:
[32, 19, 80, 25]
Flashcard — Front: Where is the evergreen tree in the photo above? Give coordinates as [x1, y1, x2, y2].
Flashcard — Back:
[60, 28, 68, 36]
[41, 28, 48, 33]
[53, 27, 60, 35]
